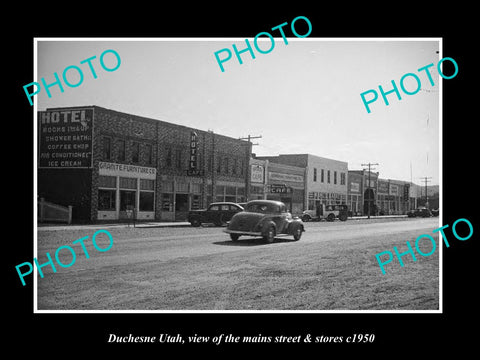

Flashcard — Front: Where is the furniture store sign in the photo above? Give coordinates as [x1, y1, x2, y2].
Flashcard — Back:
[98, 161, 156, 180]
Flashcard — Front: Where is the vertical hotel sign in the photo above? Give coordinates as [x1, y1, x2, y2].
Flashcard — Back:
[186, 131, 201, 176]
[38, 108, 93, 168]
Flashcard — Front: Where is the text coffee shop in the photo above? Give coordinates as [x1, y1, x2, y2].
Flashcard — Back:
[37, 105, 251, 223]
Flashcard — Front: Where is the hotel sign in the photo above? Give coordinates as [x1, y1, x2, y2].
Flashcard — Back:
[38, 108, 93, 168]
[187, 131, 202, 176]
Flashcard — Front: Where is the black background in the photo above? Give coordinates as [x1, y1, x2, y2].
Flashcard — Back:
[7, 4, 476, 355]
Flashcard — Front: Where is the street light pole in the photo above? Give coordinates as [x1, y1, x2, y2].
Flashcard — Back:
[361, 162, 379, 219]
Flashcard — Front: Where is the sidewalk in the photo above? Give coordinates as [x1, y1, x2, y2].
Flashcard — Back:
[37, 214, 407, 231]
[37, 221, 191, 231]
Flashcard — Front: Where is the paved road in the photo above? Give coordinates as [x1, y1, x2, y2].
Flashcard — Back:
[36, 217, 440, 311]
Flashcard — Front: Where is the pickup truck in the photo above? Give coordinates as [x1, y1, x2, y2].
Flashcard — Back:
[187, 202, 244, 227]
[301, 204, 348, 222]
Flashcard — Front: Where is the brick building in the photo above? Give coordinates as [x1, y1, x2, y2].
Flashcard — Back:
[37, 105, 251, 222]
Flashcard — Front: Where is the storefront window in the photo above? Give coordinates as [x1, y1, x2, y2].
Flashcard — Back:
[140, 179, 155, 191]
[99, 175, 116, 188]
[192, 194, 202, 209]
[120, 190, 136, 211]
[192, 183, 202, 194]
[162, 193, 173, 211]
[216, 185, 225, 196]
[120, 177, 137, 189]
[98, 189, 116, 210]
[225, 186, 236, 195]
[140, 191, 154, 211]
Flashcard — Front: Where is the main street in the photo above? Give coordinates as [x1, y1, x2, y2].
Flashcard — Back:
[36, 217, 440, 311]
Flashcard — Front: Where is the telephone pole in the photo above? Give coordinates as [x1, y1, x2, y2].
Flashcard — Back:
[239, 135, 262, 202]
[361, 162, 379, 219]
[418, 176, 432, 209]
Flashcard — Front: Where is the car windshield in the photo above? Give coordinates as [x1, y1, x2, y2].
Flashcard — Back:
[245, 203, 280, 214]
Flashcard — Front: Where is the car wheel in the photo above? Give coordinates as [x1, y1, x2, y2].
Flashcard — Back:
[230, 233, 240, 241]
[339, 213, 347, 221]
[301, 215, 310, 222]
[292, 226, 302, 241]
[190, 218, 201, 227]
[264, 225, 276, 243]
[327, 213, 335, 222]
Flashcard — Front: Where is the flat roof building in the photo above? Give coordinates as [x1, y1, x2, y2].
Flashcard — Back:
[38, 105, 252, 222]
[256, 154, 348, 213]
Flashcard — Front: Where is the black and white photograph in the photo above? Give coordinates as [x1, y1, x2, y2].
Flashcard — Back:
[8, 6, 477, 353]
[33, 38, 442, 312]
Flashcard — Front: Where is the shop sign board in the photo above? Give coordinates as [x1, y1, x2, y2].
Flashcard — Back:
[389, 184, 399, 196]
[350, 182, 360, 193]
[189, 131, 198, 170]
[38, 108, 93, 168]
[251, 164, 265, 183]
[378, 181, 389, 194]
[268, 184, 291, 194]
[268, 171, 303, 183]
[403, 184, 410, 199]
[99, 161, 156, 180]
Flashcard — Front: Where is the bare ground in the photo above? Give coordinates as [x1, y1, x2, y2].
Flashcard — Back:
[35, 217, 440, 311]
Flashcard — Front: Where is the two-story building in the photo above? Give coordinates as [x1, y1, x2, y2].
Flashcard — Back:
[37, 105, 251, 222]
[256, 154, 348, 214]
[249, 157, 306, 215]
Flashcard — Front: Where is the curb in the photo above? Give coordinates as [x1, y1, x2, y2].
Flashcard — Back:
[37, 222, 191, 231]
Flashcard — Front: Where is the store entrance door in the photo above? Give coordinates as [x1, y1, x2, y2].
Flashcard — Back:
[120, 190, 136, 219]
[175, 193, 189, 221]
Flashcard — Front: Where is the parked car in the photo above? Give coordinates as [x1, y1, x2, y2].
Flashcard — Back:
[301, 204, 348, 222]
[187, 202, 244, 227]
[224, 200, 305, 243]
[407, 207, 433, 218]
[431, 208, 439, 217]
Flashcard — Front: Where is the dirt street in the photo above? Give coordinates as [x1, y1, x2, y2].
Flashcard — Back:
[36, 217, 440, 311]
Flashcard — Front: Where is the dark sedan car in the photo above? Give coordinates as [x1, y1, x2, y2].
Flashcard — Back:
[224, 200, 305, 243]
[187, 202, 244, 227]
[407, 207, 433, 218]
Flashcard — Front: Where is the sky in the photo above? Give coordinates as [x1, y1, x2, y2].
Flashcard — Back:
[35, 38, 440, 185]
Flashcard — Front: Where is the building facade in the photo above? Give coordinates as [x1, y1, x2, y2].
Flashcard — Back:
[347, 169, 417, 216]
[257, 154, 348, 213]
[347, 170, 379, 216]
[37, 106, 251, 222]
[249, 158, 306, 215]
